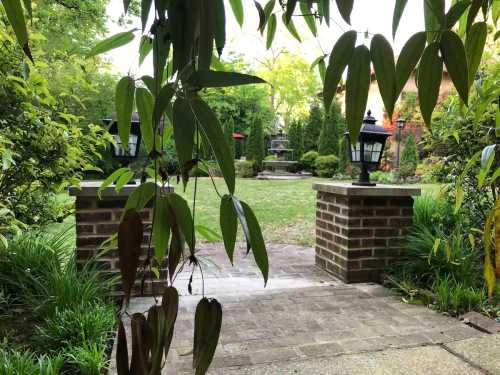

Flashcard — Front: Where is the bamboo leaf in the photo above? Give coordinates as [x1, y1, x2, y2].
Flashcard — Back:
[123, 0, 131, 13]
[116, 319, 130, 375]
[465, 21, 487, 89]
[266, 13, 277, 49]
[335, 0, 354, 24]
[319, 0, 330, 25]
[440, 30, 469, 105]
[87, 30, 136, 58]
[418, 43, 443, 127]
[115, 171, 135, 192]
[220, 195, 237, 264]
[199, 0, 214, 70]
[255, 1, 266, 33]
[3, 0, 32, 61]
[284, 0, 297, 24]
[153, 20, 170, 95]
[370, 34, 397, 118]
[241, 201, 268, 285]
[493, 0, 500, 25]
[300, 1, 317, 36]
[172, 98, 196, 188]
[118, 209, 143, 302]
[193, 298, 222, 375]
[115, 76, 136, 150]
[466, 0, 482, 32]
[454, 186, 464, 213]
[124, 182, 156, 212]
[168, 193, 195, 253]
[162, 287, 179, 357]
[168, 216, 185, 283]
[483, 205, 497, 298]
[323, 30, 357, 111]
[141, 75, 155, 94]
[136, 87, 155, 153]
[139, 36, 153, 66]
[153, 196, 171, 261]
[446, 0, 472, 28]
[229, 0, 244, 26]
[190, 98, 236, 194]
[188, 70, 266, 88]
[282, 13, 301, 42]
[99, 167, 130, 198]
[141, 0, 153, 31]
[196, 225, 222, 243]
[213, 0, 226, 54]
[346, 45, 371, 144]
[395, 32, 426, 97]
[153, 84, 175, 127]
[392, 0, 408, 39]
[232, 196, 251, 253]
[424, 0, 445, 43]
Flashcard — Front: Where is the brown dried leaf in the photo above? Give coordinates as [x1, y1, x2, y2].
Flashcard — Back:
[162, 287, 179, 357]
[130, 313, 151, 375]
[116, 319, 130, 375]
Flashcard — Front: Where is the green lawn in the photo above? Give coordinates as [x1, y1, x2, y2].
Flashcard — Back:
[172, 177, 441, 246]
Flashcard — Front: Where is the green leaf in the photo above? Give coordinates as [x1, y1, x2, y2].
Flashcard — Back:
[300, 1, 317, 36]
[187, 70, 266, 88]
[264, 0, 275, 21]
[440, 30, 469, 104]
[493, 0, 500, 25]
[2, 0, 32, 61]
[282, 13, 301, 42]
[172, 98, 196, 187]
[167, 193, 195, 253]
[141, 0, 153, 31]
[335, 0, 354, 24]
[153, 20, 170, 95]
[213, 0, 226, 54]
[193, 298, 222, 375]
[87, 30, 135, 58]
[392, 0, 408, 39]
[115, 76, 136, 150]
[370, 34, 396, 118]
[446, 0, 472, 29]
[136, 87, 155, 153]
[454, 186, 464, 213]
[465, 22, 487, 89]
[98, 167, 130, 198]
[232, 196, 251, 253]
[115, 170, 135, 192]
[139, 36, 153, 66]
[123, 0, 131, 13]
[220, 195, 237, 264]
[345, 45, 371, 144]
[199, 0, 214, 70]
[255, 1, 266, 33]
[241, 201, 268, 285]
[190, 98, 236, 194]
[229, 0, 244, 26]
[124, 182, 156, 211]
[153, 84, 175, 128]
[141, 75, 155, 94]
[266, 13, 277, 49]
[323, 30, 357, 111]
[424, 0, 445, 43]
[284, 0, 297, 24]
[466, 0, 482, 32]
[395, 32, 427, 96]
[153, 196, 171, 261]
[318, 59, 326, 84]
[319, 0, 330, 25]
[195, 225, 222, 243]
[418, 43, 443, 127]
[22, 0, 31, 17]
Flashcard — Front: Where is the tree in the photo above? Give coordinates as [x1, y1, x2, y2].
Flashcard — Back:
[246, 118, 265, 170]
[223, 117, 235, 160]
[288, 120, 304, 160]
[399, 133, 419, 179]
[319, 101, 345, 156]
[303, 104, 323, 152]
[337, 137, 349, 175]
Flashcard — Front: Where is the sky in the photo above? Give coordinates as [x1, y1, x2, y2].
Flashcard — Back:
[104, 0, 451, 77]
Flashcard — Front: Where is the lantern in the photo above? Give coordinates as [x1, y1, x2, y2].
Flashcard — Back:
[103, 113, 142, 162]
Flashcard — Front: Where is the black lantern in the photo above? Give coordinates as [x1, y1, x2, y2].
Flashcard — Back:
[103, 113, 142, 162]
[346, 110, 391, 186]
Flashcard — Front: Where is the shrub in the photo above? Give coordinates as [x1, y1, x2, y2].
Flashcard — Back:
[318, 101, 344, 156]
[432, 277, 484, 316]
[399, 134, 419, 179]
[0, 347, 64, 375]
[65, 343, 109, 375]
[299, 151, 318, 173]
[235, 160, 255, 178]
[264, 154, 277, 161]
[246, 119, 264, 170]
[303, 104, 323, 152]
[288, 120, 303, 160]
[369, 171, 395, 184]
[314, 155, 339, 178]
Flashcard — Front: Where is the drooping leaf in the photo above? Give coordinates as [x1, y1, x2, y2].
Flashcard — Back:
[162, 287, 179, 357]
[493, 0, 500, 25]
[284, 0, 297, 24]
[147, 306, 166, 374]
[2, 0, 32, 61]
[318, 59, 326, 84]
[282, 13, 301, 42]
[483, 205, 497, 298]
[124, 181, 156, 212]
[440, 30, 469, 105]
[136, 87, 155, 153]
[319, 0, 330, 25]
[172, 98, 196, 187]
[193, 298, 222, 375]
[213, 0, 226, 54]
[153, 19, 170, 95]
[241, 201, 268, 285]
[187, 70, 266, 88]
[115, 171, 135, 192]
[446, 0, 472, 29]
[195, 225, 222, 243]
[115, 76, 136, 151]
[345, 45, 371, 144]
[466, 0, 482, 32]
[370, 34, 396, 118]
[98, 167, 130, 198]
[153, 84, 175, 128]
[123, 0, 131, 13]
[300, 1, 317, 36]
[118, 209, 143, 302]
[228, 0, 244, 26]
[130, 313, 150, 374]
[465, 21, 487, 89]
[116, 319, 130, 375]
[168, 216, 185, 283]
[266, 13, 277, 49]
[395, 32, 426, 97]
[199, 0, 215, 70]
[232, 196, 250, 253]
[139, 36, 153, 66]
[323, 30, 357, 111]
[478, 145, 495, 188]
[220, 195, 237, 264]
[87, 30, 136, 58]
[418, 43, 443, 127]
[153, 196, 171, 261]
[255, 1, 266, 33]
[141, 75, 155, 94]
[392, 0, 408, 39]
[167, 193, 195, 253]
[190, 98, 235, 194]
[141, 0, 153, 31]
[335, 0, 354, 24]
[424, 0, 445, 42]
[22, 0, 31, 17]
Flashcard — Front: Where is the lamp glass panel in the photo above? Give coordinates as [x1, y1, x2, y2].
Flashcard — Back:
[362, 141, 383, 163]
[113, 134, 138, 157]
[351, 142, 361, 161]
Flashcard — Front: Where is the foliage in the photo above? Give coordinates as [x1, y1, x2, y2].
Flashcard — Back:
[337, 136, 349, 174]
[370, 171, 396, 184]
[0, 347, 64, 375]
[318, 101, 345, 156]
[235, 160, 256, 178]
[223, 117, 236, 160]
[303, 104, 323, 153]
[314, 155, 339, 178]
[300, 151, 319, 174]
[288, 120, 304, 160]
[246, 118, 265, 170]
[399, 133, 419, 179]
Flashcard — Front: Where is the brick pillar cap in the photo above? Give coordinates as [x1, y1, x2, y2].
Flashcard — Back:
[313, 182, 421, 197]
[69, 180, 173, 197]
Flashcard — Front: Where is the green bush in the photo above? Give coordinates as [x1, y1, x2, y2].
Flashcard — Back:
[65, 343, 108, 375]
[314, 154, 339, 178]
[299, 151, 318, 173]
[235, 160, 255, 178]
[0, 347, 64, 375]
[369, 171, 395, 184]
[246, 119, 264, 170]
[399, 134, 419, 179]
[432, 277, 484, 316]
[264, 154, 277, 161]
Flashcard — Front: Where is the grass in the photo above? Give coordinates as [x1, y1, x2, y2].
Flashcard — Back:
[171, 177, 441, 246]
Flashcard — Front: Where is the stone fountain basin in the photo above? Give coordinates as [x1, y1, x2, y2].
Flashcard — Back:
[263, 160, 298, 167]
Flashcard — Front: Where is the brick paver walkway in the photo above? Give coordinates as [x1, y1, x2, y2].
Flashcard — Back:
[115, 244, 486, 374]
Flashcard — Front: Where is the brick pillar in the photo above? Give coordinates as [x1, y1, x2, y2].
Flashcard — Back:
[313, 182, 421, 283]
[70, 181, 171, 296]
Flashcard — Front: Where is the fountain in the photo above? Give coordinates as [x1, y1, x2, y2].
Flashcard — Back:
[257, 130, 303, 180]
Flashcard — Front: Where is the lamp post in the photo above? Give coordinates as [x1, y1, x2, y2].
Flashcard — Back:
[103, 113, 142, 164]
[345, 110, 391, 186]
[395, 117, 406, 176]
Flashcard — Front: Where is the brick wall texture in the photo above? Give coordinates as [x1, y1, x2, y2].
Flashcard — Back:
[315, 191, 414, 283]
[75, 196, 166, 296]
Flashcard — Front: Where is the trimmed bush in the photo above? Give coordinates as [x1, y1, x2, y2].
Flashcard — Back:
[399, 133, 419, 179]
[314, 155, 339, 178]
[299, 151, 318, 173]
[370, 171, 396, 184]
[235, 160, 255, 178]
[246, 119, 264, 170]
